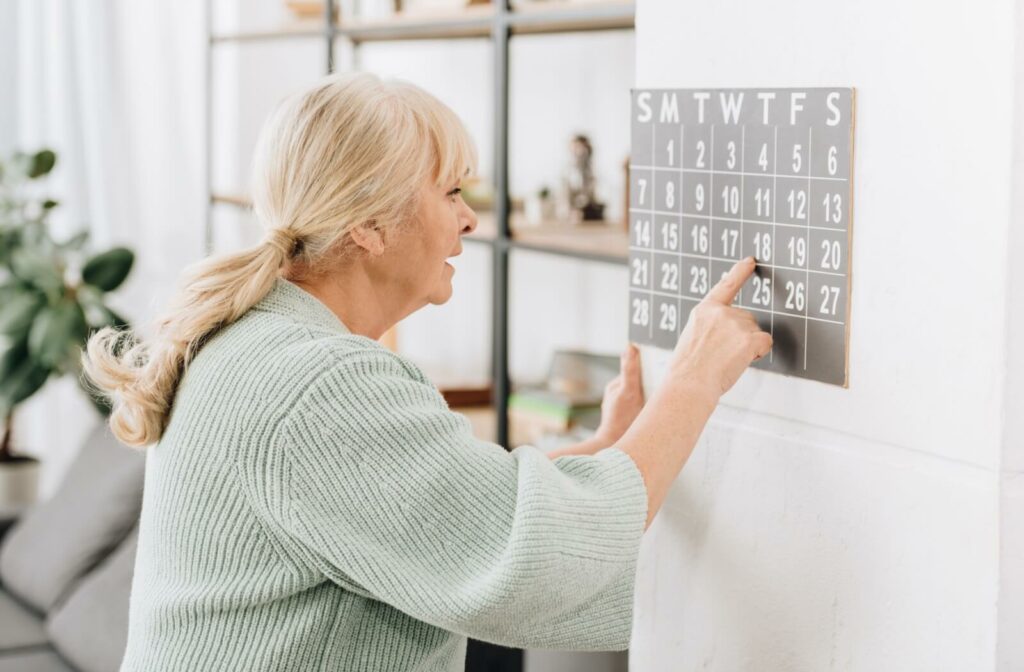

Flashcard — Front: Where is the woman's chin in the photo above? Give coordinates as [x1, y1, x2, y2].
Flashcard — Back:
[428, 278, 454, 305]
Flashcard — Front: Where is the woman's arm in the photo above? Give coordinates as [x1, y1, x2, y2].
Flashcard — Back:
[617, 257, 771, 529]
[550, 258, 770, 524]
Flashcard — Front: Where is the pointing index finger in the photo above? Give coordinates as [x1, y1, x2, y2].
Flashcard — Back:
[706, 256, 757, 305]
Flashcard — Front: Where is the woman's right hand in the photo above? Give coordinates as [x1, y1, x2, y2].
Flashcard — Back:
[670, 256, 773, 399]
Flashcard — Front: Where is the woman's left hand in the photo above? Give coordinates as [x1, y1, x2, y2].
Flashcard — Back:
[594, 344, 645, 446]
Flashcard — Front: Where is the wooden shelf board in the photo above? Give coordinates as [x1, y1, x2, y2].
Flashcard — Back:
[211, 193, 252, 208]
[210, 25, 326, 43]
[510, 215, 628, 263]
[337, 5, 495, 42]
[509, 0, 634, 34]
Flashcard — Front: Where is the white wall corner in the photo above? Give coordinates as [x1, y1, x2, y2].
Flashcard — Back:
[996, 3, 1024, 669]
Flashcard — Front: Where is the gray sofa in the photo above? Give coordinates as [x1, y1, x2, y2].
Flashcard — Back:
[0, 423, 144, 672]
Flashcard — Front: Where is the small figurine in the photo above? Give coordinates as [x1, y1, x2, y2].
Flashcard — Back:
[560, 134, 605, 224]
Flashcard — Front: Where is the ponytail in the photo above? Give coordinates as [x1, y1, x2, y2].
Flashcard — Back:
[82, 230, 296, 447]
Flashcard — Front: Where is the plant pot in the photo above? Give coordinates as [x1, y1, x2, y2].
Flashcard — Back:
[0, 456, 40, 512]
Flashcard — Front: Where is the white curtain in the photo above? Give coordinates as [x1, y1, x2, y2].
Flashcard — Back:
[8, 0, 206, 494]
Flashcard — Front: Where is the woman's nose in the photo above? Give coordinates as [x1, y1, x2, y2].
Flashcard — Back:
[459, 202, 478, 235]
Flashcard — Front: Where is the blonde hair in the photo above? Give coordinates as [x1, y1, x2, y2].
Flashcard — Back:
[83, 71, 478, 447]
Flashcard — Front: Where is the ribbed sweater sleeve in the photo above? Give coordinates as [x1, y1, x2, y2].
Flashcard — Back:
[251, 343, 649, 651]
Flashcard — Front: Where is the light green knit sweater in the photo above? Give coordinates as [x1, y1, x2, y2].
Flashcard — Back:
[120, 278, 648, 672]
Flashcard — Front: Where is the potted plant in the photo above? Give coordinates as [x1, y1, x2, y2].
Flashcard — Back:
[0, 149, 134, 511]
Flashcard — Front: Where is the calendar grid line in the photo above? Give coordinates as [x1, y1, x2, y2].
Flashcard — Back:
[770, 124, 777, 363]
[648, 111, 655, 341]
[739, 124, 745, 307]
[630, 164, 848, 182]
[708, 125, 714, 300]
[622, 255, 847, 278]
[677, 115, 685, 334]
[640, 209, 846, 233]
[638, 288, 845, 326]
[804, 127, 811, 371]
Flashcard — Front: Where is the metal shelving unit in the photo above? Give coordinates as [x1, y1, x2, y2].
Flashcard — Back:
[204, 0, 634, 450]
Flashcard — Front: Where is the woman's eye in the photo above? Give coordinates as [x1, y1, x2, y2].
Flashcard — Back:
[447, 187, 462, 200]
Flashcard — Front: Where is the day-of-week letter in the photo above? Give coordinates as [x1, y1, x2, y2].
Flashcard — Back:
[757, 92, 776, 124]
[720, 92, 744, 124]
[693, 92, 710, 124]
[660, 92, 680, 124]
[789, 92, 806, 125]
[636, 92, 652, 123]
[826, 91, 841, 126]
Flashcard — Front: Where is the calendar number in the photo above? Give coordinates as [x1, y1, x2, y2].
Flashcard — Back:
[752, 275, 771, 306]
[827, 146, 838, 175]
[659, 303, 678, 332]
[755, 187, 771, 218]
[694, 183, 705, 212]
[785, 280, 805, 312]
[666, 139, 675, 167]
[689, 265, 709, 294]
[631, 258, 649, 287]
[634, 219, 651, 247]
[720, 185, 739, 215]
[696, 140, 707, 168]
[720, 228, 738, 257]
[819, 286, 840, 316]
[820, 239, 841, 270]
[660, 262, 679, 291]
[660, 221, 678, 250]
[637, 178, 647, 206]
[758, 143, 769, 172]
[787, 189, 807, 220]
[792, 144, 803, 173]
[631, 297, 650, 327]
[753, 231, 772, 261]
[787, 236, 806, 267]
[690, 224, 709, 254]
[822, 193, 842, 224]
[727, 141, 737, 169]
[665, 182, 676, 209]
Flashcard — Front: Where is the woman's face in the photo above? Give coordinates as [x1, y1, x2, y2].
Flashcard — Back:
[384, 176, 478, 308]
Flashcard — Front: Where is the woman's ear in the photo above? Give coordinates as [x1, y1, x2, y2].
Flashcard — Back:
[348, 221, 386, 256]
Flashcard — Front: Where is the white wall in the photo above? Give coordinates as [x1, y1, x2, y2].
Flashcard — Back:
[631, 1, 1021, 670]
[0, 1, 17, 156]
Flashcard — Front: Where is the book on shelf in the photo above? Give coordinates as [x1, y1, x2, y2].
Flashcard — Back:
[508, 349, 618, 446]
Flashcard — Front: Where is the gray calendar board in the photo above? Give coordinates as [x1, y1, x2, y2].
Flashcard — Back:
[628, 88, 855, 386]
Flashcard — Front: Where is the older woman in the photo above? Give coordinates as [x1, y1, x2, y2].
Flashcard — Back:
[84, 72, 770, 671]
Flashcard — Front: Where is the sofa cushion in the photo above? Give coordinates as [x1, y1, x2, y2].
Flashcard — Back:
[0, 650, 73, 672]
[0, 422, 144, 613]
[47, 527, 136, 672]
[0, 589, 47, 650]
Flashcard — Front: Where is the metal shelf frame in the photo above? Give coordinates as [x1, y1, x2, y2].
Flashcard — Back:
[204, 0, 635, 449]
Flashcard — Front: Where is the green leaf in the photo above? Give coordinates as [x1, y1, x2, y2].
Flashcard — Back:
[10, 248, 64, 295]
[27, 300, 88, 369]
[0, 335, 29, 382]
[0, 358, 49, 414]
[28, 150, 56, 179]
[0, 291, 44, 338]
[81, 247, 133, 291]
[42, 199, 59, 211]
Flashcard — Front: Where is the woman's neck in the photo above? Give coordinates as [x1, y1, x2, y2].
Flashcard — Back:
[286, 264, 411, 340]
